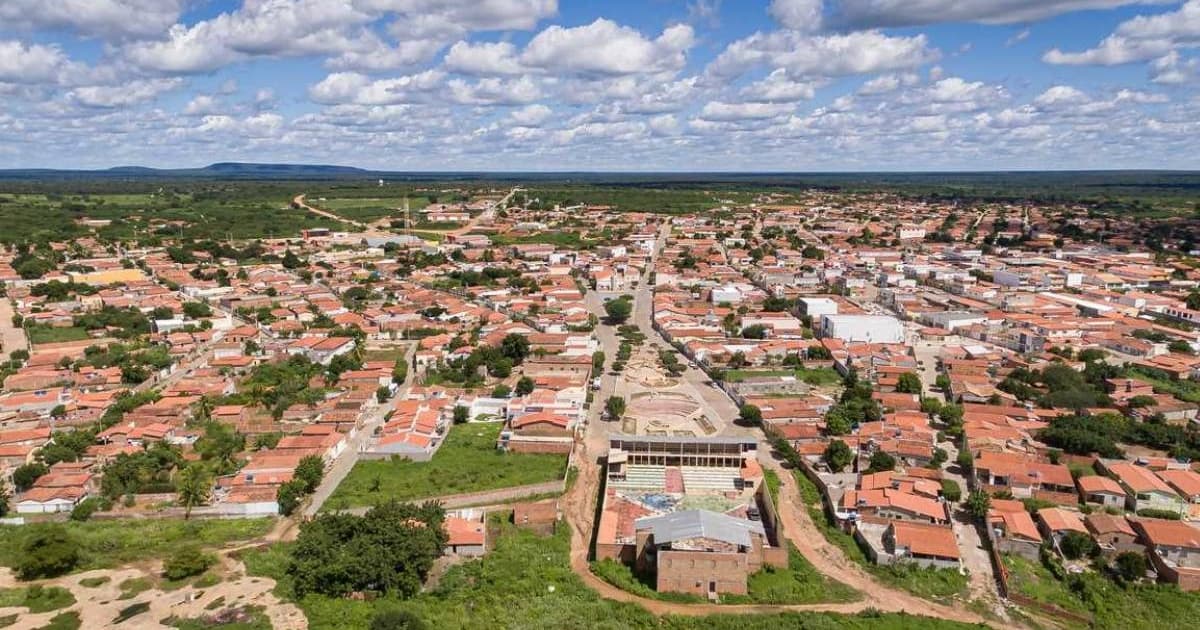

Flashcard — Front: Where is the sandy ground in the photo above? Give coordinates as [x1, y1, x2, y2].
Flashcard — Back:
[0, 520, 305, 630]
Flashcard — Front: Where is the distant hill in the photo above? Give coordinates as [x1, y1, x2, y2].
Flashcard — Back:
[0, 162, 376, 180]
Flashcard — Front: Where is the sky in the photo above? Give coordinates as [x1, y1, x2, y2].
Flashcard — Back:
[1, 0, 1198, 171]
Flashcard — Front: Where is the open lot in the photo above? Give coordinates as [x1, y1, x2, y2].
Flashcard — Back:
[324, 422, 568, 509]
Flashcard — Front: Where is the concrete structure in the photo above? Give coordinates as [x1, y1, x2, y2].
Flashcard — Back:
[819, 314, 904, 344]
[634, 509, 782, 597]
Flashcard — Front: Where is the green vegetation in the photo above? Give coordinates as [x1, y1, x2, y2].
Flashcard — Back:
[723, 366, 842, 385]
[783, 452, 968, 603]
[291, 501, 446, 598]
[0, 585, 76, 613]
[488, 231, 595, 249]
[37, 611, 81, 630]
[315, 196, 430, 222]
[164, 605, 273, 630]
[244, 519, 976, 630]
[326, 422, 566, 508]
[78, 576, 111, 588]
[26, 326, 91, 345]
[163, 546, 217, 581]
[117, 577, 152, 600]
[0, 518, 273, 576]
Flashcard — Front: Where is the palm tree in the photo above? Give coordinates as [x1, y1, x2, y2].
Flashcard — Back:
[176, 465, 212, 520]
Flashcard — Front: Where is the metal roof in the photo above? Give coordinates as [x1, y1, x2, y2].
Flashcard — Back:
[634, 509, 765, 548]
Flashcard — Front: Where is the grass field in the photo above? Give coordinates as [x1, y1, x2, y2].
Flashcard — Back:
[314, 197, 430, 222]
[0, 518, 274, 574]
[0, 586, 76, 613]
[242, 521, 978, 630]
[724, 367, 842, 386]
[324, 422, 567, 509]
[26, 325, 91, 345]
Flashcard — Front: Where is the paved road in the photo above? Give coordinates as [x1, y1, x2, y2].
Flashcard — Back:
[304, 342, 416, 516]
[0, 298, 27, 357]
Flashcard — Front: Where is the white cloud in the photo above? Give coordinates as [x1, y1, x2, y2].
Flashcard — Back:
[857, 72, 918, 95]
[0, 0, 185, 39]
[509, 104, 553, 126]
[445, 41, 524, 75]
[308, 70, 444, 105]
[707, 30, 937, 80]
[520, 19, 695, 76]
[1044, 0, 1200, 66]
[769, 0, 823, 32]
[832, 0, 1172, 29]
[699, 101, 794, 121]
[1034, 85, 1090, 108]
[740, 69, 823, 101]
[447, 76, 542, 105]
[1151, 51, 1200, 83]
[69, 78, 184, 108]
[183, 95, 219, 116]
[0, 40, 69, 84]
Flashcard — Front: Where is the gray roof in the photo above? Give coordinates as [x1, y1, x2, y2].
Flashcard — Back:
[634, 509, 765, 547]
[609, 434, 758, 446]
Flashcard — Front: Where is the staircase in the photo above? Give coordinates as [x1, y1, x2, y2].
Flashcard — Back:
[664, 467, 684, 493]
[611, 464, 666, 490]
[680, 466, 740, 492]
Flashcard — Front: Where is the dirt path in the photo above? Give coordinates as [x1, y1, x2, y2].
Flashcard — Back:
[557, 435, 994, 625]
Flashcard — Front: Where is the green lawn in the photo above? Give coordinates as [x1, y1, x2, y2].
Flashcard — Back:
[315, 197, 430, 223]
[1003, 554, 1200, 629]
[243, 521, 979, 630]
[325, 422, 568, 509]
[0, 586, 75, 613]
[0, 518, 273, 574]
[724, 367, 842, 386]
[26, 326, 91, 345]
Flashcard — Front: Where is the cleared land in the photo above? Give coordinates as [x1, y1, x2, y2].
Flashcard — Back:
[0, 518, 274, 574]
[724, 367, 841, 386]
[325, 422, 568, 509]
[243, 520, 978, 630]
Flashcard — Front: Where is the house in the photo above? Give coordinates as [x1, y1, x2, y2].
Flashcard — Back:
[1084, 513, 1140, 560]
[1076, 475, 1127, 510]
[443, 510, 487, 557]
[1036, 507, 1088, 547]
[1102, 461, 1187, 516]
[633, 509, 785, 597]
[1131, 518, 1200, 591]
[987, 499, 1043, 561]
[974, 451, 1077, 506]
[884, 521, 960, 569]
[1156, 469, 1200, 519]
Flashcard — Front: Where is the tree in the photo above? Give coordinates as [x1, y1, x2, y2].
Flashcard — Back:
[603, 298, 632, 324]
[0, 478, 8, 518]
[500, 333, 531, 362]
[392, 358, 409, 384]
[515, 376, 535, 396]
[163, 546, 215, 581]
[966, 490, 991, 521]
[176, 465, 212, 520]
[823, 440, 853, 473]
[807, 345, 832, 360]
[895, 372, 922, 395]
[12, 462, 49, 491]
[739, 404, 762, 426]
[295, 455, 325, 494]
[605, 396, 626, 420]
[940, 479, 962, 502]
[1114, 551, 1148, 583]
[277, 479, 307, 516]
[371, 609, 428, 630]
[740, 324, 768, 339]
[1060, 530, 1097, 560]
[70, 497, 101, 522]
[866, 450, 896, 473]
[377, 386, 391, 404]
[491, 384, 512, 398]
[935, 374, 951, 391]
[1127, 395, 1157, 408]
[591, 351, 605, 373]
[288, 500, 446, 598]
[452, 405, 470, 424]
[16, 525, 79, 580]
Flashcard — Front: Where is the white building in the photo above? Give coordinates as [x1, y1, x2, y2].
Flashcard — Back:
[798, 297, 838, 318]
[819, 314, 904, 344]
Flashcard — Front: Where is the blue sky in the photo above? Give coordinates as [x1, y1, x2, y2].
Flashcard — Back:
[0, 0, 1198, 171]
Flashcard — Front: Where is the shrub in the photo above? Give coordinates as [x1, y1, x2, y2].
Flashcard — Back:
[69, 497, 102, 522]
[1136, 508, 1183, 520]
[1060, 531, 1097, 560]
[277, 479, 307, 516]
[370, 609, 428, 630]
[940, 479, 962, 503]
[163, 546, 216, 581]
[16, 525, 80, 580]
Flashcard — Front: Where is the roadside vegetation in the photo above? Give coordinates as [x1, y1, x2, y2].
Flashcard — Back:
[325, 422, 567, 509]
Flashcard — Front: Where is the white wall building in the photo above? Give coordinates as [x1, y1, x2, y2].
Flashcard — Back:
[819, 314, 905, 344]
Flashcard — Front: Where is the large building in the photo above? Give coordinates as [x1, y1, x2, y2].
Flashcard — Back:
[819, 314, 905, 344]
[596, 435, 787, 598]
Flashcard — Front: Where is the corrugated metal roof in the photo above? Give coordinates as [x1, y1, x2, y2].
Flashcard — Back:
[634, 509, 765, 547]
